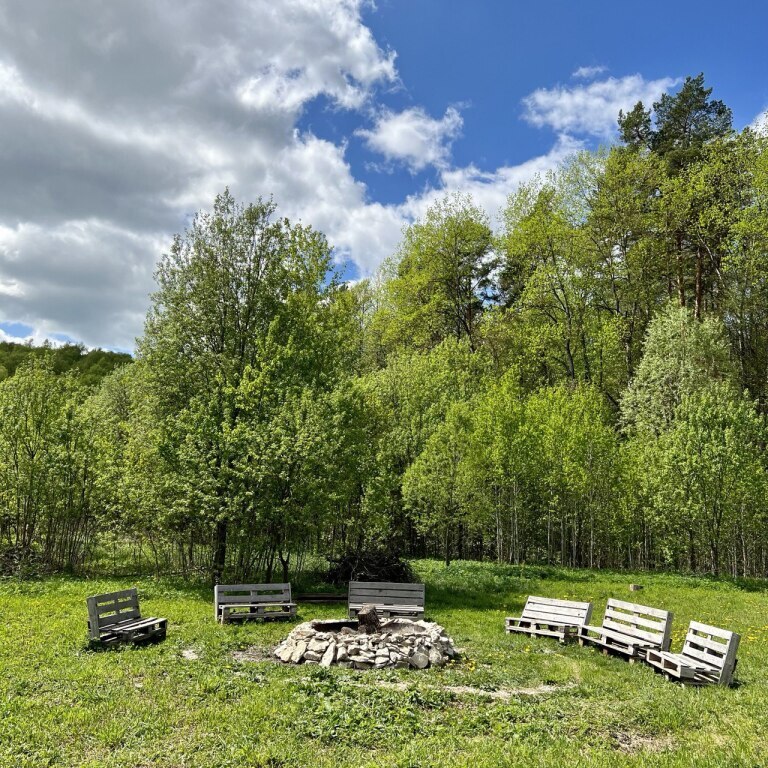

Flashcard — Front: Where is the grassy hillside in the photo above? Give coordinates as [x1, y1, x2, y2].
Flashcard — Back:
[1, 561, 766, 767]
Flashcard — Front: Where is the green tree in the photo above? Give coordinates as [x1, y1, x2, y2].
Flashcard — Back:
[138, 190, 337, 581]
[375, 193, 494, 353]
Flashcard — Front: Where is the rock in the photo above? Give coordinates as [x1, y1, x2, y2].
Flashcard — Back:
[303, 650, 322, 662]
[395, 660, 411, 670]
[428, 647, 446, 667]
[276, 646, 294, 663]
[336, 647, 349, 662]
[308, 638, 329, 653]
[353, 659, 373, 669]
[290, 641, 308, 663]
[320, 643, 336, 667]
[409, 651, 429, 669]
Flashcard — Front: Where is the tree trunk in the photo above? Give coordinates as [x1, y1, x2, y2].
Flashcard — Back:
[213, 519, 227, 584]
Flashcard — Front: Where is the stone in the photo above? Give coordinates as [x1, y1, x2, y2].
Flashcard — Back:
[290, 641, 308, 664]
[320, 643, 336, 667]
[273, 616, 459, 671]
[277, 646, 294, 663]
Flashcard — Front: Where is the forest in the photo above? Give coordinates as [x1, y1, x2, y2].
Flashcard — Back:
[2, 75, 768, 580]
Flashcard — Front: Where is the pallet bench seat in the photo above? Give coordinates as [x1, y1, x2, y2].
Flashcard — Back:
[505, 596, 593, 643]
[579, 598, 672, 661]
[87, 587, 167, 647]
[645, 621, 740, 686]
[348, 581, 425, 619]
[214, 583, 297, 623]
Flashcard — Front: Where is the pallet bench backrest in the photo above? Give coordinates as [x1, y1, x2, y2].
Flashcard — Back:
[348, 581, 425, 608]
[521, 596, 593, 627]
[682, 621, 740, 684]
[86, 588, 141, 640]
[214, 583, 292, 611]
[602, 598, 672, 650]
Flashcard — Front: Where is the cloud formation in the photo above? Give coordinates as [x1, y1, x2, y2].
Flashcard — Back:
[357, 107, 463, 172]
[572, 65, 607, 80]
[0, 2, 673, 352]
[523, 74, 677, 139]
[0, 0, 398, 349]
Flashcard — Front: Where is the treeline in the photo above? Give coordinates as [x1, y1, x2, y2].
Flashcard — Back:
[2, 74, 768, 579]
[0, 341, 131, 385]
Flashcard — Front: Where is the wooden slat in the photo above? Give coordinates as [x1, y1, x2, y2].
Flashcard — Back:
[685, 631, 729, 654]
[525, 596, 592, 610]
[607, 598, 669, 620]
[602, 618, 663, 644]
[526, 602, 587, 618]
[689, 620, 734, 640]
[348, 581, 424, 592]
[90, 588, 138, 604]
[523, 608, 584, 624]
[582, 625, 653, 647]
[604, 607, 666, 632]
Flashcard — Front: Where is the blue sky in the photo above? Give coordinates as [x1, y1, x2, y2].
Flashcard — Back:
[0, 0, 766, 350]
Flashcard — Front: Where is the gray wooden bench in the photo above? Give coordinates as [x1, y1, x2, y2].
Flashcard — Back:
[645, 620, 740, 686]
[214, 583, 297, 623]
[579, 598, 672, 661]
[87, 587, 167, 647]
[348, 581, 425, 619]
[505, 596, 593, 643]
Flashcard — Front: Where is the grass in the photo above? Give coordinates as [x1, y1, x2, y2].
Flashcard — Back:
[1, 560, 767, 767]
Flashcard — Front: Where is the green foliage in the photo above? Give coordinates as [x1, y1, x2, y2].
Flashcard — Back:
[2, 565, 768, 766]
[621, 304, 734, 436]
[2, 83, 768, 580]
[374, 193, 494, 353]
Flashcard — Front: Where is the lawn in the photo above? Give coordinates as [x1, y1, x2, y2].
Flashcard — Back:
[1, 561, 767, 767]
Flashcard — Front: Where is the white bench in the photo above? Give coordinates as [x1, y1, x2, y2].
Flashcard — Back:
[579, 598, 672, 661]
[348, 581, 425, 619]
[506, 596, 593, 643]
[214, 583, 297, 624]
[645, 620, 740, 686]
[87, 587, 167, 647]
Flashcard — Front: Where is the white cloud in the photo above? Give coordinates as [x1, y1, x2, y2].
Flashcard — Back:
[0, 0, 397, 349]
[357, 106, 463, 171]
[0, 1, 676, 352]
[523, 74, 677, 139]
[749, 109, 768, 135]
[572, 65, 607, 80]
[401, 134, 584, 226]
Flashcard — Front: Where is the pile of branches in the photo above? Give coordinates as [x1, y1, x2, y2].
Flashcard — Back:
[0, 545, 48, 578]
[328, 548, 414, 586]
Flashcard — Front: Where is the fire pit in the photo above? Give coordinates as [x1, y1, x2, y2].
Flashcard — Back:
[274, 617, 459, 669]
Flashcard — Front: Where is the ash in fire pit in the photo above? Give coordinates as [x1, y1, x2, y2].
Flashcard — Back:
[274, 617, 459, 669]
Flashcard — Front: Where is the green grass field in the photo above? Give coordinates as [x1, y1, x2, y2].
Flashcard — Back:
[1, 561, 767, 767]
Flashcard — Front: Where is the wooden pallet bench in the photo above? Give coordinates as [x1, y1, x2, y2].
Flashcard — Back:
[579, 598, 672, 661]
[214, 583, 297, 624]
[645, 620, 740, 686]
[348, 581, 425, 619]
[505, 596, 593, 643]
[87, 587, 167, 647]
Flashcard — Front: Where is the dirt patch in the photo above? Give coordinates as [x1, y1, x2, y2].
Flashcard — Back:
[232, 646, 278, 663]
[347, 679, 572, 700]
[612, 731, 676, 754]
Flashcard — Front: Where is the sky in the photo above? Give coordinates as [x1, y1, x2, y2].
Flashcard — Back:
[0, 0, 766, 352]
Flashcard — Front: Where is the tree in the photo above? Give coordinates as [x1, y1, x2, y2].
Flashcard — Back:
[137, 190, 337, 581]
[621, 304, 734, 436]
[375, 193, 495, 353]
[652, 382, 765, 574]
